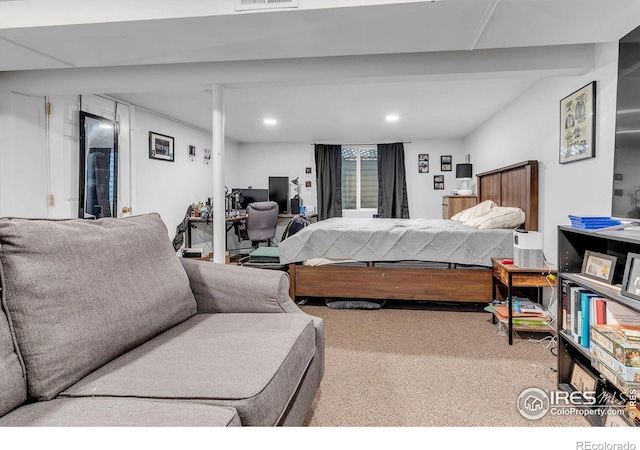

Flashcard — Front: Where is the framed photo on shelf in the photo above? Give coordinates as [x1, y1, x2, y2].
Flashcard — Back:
[580, 250, 616, 284]
[570, 360, 599, 394]
[441, 155, 452, 171]
[621, 252, 640, 301]
[559, 81, 596, 164]
[149, 131, 175, 162]
[604, 410, 630, 427]
[418, 154, 429, 173]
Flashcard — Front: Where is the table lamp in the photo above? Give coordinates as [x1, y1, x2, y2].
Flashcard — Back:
[455, 160, 473, 195]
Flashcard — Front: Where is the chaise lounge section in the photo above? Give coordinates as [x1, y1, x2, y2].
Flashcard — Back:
[0, 213, 323, 426]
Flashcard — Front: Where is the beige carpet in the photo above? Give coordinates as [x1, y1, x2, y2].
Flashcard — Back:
[301, 302, 589, 427]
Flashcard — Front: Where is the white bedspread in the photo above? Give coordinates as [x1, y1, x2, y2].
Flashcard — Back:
[277, 218, 514, 267]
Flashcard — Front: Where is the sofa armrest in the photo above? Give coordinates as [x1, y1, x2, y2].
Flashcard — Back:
[180, 259, 325, 381]
[180, 259, 302, 314]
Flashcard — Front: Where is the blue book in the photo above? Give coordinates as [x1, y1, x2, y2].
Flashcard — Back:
[580, 292, 598, 348]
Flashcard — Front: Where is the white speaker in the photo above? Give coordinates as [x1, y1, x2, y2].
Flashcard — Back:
[513, 230, 543, 268]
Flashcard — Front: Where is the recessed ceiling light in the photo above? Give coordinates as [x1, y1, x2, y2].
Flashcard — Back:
[386, 114, 399, 122]
[264, 118, 277, 125]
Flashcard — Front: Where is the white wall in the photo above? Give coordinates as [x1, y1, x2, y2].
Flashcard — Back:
[403, 139, 467, 219]
[465, 43, 619, 264]
[227, 140, 469, 220]
[229, 142, 317, 209]
[132, 107, 238, 239]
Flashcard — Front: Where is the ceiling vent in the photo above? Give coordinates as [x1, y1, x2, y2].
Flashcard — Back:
[235, 0, 298, 11]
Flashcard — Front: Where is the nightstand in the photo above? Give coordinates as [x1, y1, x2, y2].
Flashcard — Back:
[491, 258, 557, 345]
[442, 195, 477, 219]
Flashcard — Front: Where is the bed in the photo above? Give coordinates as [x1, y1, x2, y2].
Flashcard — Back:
[281, 160, 539, 303]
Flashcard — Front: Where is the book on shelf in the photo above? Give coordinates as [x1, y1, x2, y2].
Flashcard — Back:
[485, 304, 550, 319]
[499, 316, 551, 326]
[580, 291, 599, 348]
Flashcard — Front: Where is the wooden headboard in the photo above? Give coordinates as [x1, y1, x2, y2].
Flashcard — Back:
[476, 160, 539, 231]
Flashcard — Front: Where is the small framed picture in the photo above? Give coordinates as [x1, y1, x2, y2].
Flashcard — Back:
[188, 145, 196, 162]
[604, 410, 630, 427]
[418, 154, 429, 173]
[441, 155, 452, 171]
[203, 148, 211, 165]
[580, 250, 617, 284]
[305, 167, 312, 174]
[434, 175, 444, 190]
[570, 360, 599, 394]
[149, 132, 175, 162]
[621, 252, 640, 301]
[305, 181, 312, 188]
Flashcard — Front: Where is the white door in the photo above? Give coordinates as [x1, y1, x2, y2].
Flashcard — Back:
[48, 95, 132, 218]
[0, 92, 49, 218]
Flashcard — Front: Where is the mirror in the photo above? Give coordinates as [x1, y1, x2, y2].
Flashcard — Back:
[79, 111, 118, 219]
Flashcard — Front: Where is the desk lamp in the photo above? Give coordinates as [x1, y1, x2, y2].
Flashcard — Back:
[291, 177, 303, 214]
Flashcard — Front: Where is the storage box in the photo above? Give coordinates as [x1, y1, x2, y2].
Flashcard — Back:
[590, 325, 640, 368]
[591, 357, 640, 395]
[591, 341, 640, 382]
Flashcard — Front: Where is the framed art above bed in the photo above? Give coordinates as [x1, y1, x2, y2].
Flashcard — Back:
[282, 160, 539, 304]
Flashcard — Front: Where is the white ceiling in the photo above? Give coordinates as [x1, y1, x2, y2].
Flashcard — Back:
[1, 0, 640, 143]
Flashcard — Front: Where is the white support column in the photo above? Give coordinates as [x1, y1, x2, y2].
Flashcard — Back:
[212, 84, 226, 263]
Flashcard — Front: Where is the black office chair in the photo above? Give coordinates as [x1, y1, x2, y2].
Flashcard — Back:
[245, 201, 279, 248]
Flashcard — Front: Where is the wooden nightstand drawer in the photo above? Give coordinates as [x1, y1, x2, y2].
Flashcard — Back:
[442, 195, 477, 219]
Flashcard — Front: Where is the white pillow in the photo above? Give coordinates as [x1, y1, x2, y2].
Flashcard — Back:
[464, 206, 526, 230]
[451, 200, 496, 222]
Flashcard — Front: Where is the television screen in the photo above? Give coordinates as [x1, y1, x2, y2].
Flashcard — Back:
[613, 24, 640, 220]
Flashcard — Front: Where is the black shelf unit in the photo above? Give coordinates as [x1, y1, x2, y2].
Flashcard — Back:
[557, 226, 640, 427]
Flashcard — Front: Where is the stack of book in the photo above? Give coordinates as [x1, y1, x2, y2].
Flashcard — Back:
[561, 280, 640, 350]
[485, 299, 552, 330]
[569, 215, 621, 230]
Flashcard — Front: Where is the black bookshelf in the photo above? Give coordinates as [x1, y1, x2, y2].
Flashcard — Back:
[557, 226, 640, 427]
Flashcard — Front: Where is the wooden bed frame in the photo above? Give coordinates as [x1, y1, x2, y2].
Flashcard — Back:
[288, 160, 539, 303]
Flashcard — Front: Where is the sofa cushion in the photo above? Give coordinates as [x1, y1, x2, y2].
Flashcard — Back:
[0, 397, 240, 427]
[0, 213, 197, 401]
[0, 305, 26, 417]
[61, 313, 316, 426]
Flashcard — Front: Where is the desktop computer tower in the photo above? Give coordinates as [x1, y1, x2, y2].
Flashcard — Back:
[290, 197, 301, 214]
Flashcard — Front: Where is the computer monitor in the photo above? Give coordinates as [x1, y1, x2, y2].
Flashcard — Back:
[231, 188, 269, 210]
[268, 177, 289, 214]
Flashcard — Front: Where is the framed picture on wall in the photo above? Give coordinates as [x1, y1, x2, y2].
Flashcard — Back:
[441, 155, 452, 171]
[188, 145, 196, 162]
[559, 81, 596, 164]
[434, 175, 445, 190]
[419, 154, 429, 173]
[149, 131, 175, 162]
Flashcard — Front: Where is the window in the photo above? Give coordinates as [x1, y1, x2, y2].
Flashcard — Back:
[341, 146, 378, 210]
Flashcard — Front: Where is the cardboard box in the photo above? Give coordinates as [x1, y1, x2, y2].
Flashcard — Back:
[590, 325, 640, 368]
[591, 341, 640, 382]
[591, 358, 640, 395]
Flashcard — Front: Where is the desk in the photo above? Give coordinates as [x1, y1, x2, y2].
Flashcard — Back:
[491, 258, 557, 345]
[278, 213, 318, 222]
[185, 213, 318, 253]
[186, 216, 246, 250]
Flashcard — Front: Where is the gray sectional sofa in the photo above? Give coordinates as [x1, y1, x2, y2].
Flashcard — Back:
[0, 213, 323, 426]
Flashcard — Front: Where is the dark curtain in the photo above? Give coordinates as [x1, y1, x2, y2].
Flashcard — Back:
[377, 142, 410, 218]
[315, 144, 342, 220]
